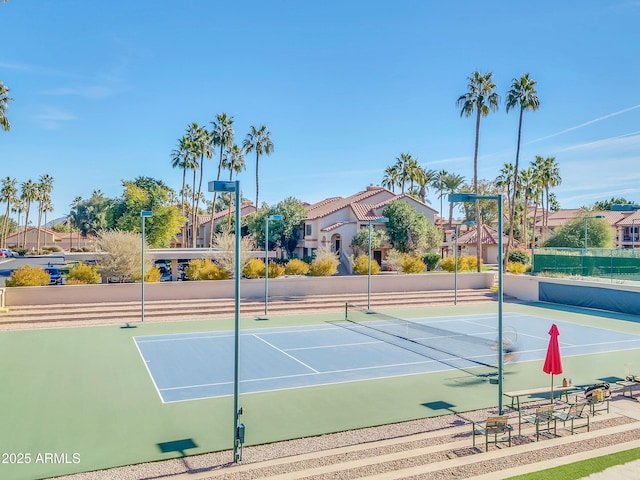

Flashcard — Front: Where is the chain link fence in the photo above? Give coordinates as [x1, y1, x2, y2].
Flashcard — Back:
[533, 248, 640, 282]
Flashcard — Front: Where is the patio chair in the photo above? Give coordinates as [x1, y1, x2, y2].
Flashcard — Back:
[519, 404, 557, 440]
[553, 402, 590, 434]
[472, 416, 512, 452]
[586, 388, 610, 415]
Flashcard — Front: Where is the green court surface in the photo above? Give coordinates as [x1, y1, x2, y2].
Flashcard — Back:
[1, 302, 639, 480]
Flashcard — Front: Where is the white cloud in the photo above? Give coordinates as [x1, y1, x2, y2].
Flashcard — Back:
[32, 108, 76, 130]
[43, 85, 118, 99]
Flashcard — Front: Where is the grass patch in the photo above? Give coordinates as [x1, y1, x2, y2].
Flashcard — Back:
[506, 447, 640, 479]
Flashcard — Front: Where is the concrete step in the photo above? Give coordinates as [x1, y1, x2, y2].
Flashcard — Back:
[168, 409, 640, 480]
[0, 289, 499, 327]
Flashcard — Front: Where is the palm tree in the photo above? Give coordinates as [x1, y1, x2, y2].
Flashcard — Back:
[443, 173, 466, 232]
[171, 135, 192, 247]
[35, 174, 54, 252]
[11, 197, 25, 248]
[394, 153, 416, 194]
[539, 156, 561, 242]
[186, 123, 213, 247]
[382, 164, 400, 192]
[518, 167, 535, 249]
[243, 124, 274, 209]
[432, 170, 449, 238]
[21, 180, 37, 248]
[1, 176, 18, 247]
[457, 71, 500, 270]
[416, 167, 436, 204]
[209, 113, 235, 246]
[496, 163, 515, 204]
[505, 74, 539, 266]
[0, 80, 13, 132]
[222, 144, 246, 229]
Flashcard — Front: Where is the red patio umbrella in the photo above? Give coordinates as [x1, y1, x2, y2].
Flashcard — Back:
[543, 324, 563, 403]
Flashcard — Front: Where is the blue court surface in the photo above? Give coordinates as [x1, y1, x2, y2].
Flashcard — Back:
[133, 312, 640, 403]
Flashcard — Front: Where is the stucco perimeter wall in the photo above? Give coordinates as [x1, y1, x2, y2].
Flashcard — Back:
[503, 274, 640, 303]
[3, 272, 494, 306]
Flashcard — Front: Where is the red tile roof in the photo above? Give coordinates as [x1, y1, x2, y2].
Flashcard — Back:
[457, 224, 512, 246]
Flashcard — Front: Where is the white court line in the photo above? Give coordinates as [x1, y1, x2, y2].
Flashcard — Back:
[159, 356, 444, 392]
[135, 333, 233, 343]
[285, 340, 382, 351]
[252, 334, 320, 373]
[132, 337, 166, 404]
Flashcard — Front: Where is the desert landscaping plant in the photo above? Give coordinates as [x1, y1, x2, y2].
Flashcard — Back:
[284, 258, 310, 275]
[5, 265, 50, 287]
[400, 255, 426, 274]
[352, 254, 380, 275]
[66, 262, 101, 285]
[213, 231, 256, 277]
[185, 258, 229, 280]
[96, 230, 153, 282]
[309, 244, 340, 276]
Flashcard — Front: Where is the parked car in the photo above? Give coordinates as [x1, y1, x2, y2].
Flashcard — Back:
[44, 267, 63, 285]
[0, 248, 18, 257]
[158, 265, 172, 282]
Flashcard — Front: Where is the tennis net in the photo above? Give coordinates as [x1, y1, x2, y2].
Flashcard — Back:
[343, 302, 498, 373]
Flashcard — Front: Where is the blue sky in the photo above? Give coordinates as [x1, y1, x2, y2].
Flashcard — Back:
[2, 1, 640, 221]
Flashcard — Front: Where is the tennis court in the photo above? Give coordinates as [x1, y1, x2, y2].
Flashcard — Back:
[135, 310, 640, 403]
[2, 301, 640, 480]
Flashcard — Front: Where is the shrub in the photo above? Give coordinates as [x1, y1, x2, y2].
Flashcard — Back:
[66, 263, 101, 285]
[144, 266, 162, 283]
[401, 255, 426, 274]
[422, 252, 441, 271]
[5, 265, 50, 287]
[267, 261, 285, 278]
[440, 256, 455, 272]
[458, 255, 481, 272]
[309, 259, 338, 276]
[508, 249, 530, 265]
[185, 258, 229, 280]
[43, 244, 63, 253]
[383, 248, 405, 272]
[243, 258, 266, 278]
[440, 255, 481, 272]
[352, 255, 380, 275]
[285, 258, 310, 275]
[309, 245, 339, 276]
[213, 232, 256, 277]
[507, 261, 529, 274]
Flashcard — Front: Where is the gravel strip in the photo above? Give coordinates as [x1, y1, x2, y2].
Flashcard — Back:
[51, 408, 639, 480]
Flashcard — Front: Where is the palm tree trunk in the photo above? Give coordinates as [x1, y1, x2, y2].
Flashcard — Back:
[36, 206, 43, 252]
[209, 149, 225, 247]
[23, 205, 30, 248]
[505, 107, 524, 271]
[191, 169, 197, 248]
[474, 108, 482, 272]
[255, 152, 260, 210]
[194, 154, 205, 248]
[180, 168, 186, 248]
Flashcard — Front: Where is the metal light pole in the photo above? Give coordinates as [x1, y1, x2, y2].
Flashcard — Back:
[367, 217, 388, 310]
[449, 193, 504, 414]
[262, 214, 283, 318]
[454, 221, 475, 305]
[140, 210, 153, 323]
[209, 180, 243, 463]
